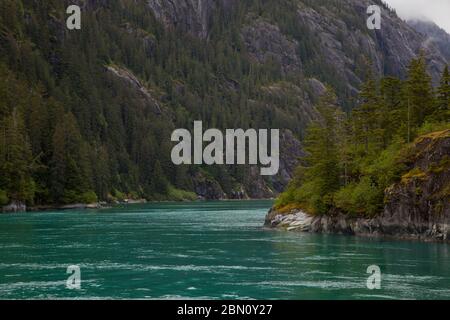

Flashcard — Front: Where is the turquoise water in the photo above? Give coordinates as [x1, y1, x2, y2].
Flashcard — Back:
[0, 200, 449, 300]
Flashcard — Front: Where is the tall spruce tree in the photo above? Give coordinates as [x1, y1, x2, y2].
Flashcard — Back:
[300, 88, 342, 214]
[380, 76, 403, 145]
[403, 53, 434, 141]
[434, 66, 450, 122]
[352, 68, 382, 154]
[0, 108, 36, 204]
[50, 113, 95, 204]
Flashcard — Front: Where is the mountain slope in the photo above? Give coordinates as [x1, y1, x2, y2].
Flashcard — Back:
[0, 0, 448, 208]
[147, 0, 448, 89]
[408, 19, 450, 61]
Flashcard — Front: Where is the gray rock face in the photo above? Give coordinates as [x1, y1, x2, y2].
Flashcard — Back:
[2, 201, 26, 213]
[381, 130, 450, 240]
[242, 19, 302, 74]
[295, 0, 448, 85]
[270, 129, 306, 192]
[147, 0, 235, 39]
[308, 78, 327, 98]
[186, 128, 304, 200]
[238, 129, 306, 199]
[106, 65, 162, 114]
[408, 19, 450, 61]
[147, 0, 207, 38]
[192, 171, 227, 200]
[147, 0, 448, 83]
[242, 166, 275, 199]
[266, 209, 450, 242]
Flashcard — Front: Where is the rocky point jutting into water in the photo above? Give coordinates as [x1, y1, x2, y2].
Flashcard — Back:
[266, 130, 450, 242]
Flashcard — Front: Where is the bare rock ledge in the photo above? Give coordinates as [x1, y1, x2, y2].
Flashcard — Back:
[265, 208, 450, 243]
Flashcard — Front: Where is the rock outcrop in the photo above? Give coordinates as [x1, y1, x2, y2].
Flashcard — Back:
[147, 0, 236, 39]
[266, 130, 450, 242]
[2, 201, 27, 213]
[192, 171, 227, 200]
[106, 65, 162, 114]
[242, 18, 302, 74]
[408, 19, 450, 62]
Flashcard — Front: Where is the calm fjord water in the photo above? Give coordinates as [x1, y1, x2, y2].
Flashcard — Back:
[0, 200, 449, 300]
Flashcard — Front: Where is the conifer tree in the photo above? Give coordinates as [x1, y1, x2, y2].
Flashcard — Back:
[300, 88, 342, 213]
[50, 113, 94, 204]
[434, 66, 450, 122]
[352, 68, 382, 154]
[0, 108, 36, 204]
[403, 53, 434, 141]
[380, 76, 402, 145]
[151, 160, 169, 195]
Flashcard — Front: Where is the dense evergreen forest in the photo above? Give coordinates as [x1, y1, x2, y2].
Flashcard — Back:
[276, 57, 450, 217]
[0, 0, 448, 209]
[0, 0, 310, 206]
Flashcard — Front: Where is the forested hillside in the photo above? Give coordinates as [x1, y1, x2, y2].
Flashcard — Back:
[0, 0, 448, 208]
[275, 57, 449, 217]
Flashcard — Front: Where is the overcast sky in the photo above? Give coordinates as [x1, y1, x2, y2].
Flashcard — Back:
[383, 0, 450, 33]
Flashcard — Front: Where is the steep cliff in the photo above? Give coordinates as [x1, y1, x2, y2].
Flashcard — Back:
[408, 19, 450, 61]
[147, 0, 448, 85]
[266, 130, 450, 242]
[147, 0, 219, 39]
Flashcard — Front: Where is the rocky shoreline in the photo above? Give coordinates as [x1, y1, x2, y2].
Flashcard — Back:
[265, 208, 450, 243]
[1, 199, 149, 214]
[1, 202, 108, 213]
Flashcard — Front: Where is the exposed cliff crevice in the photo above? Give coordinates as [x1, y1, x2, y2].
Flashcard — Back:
[147, 0, 234, 39]
[105, 64, 163, 114]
